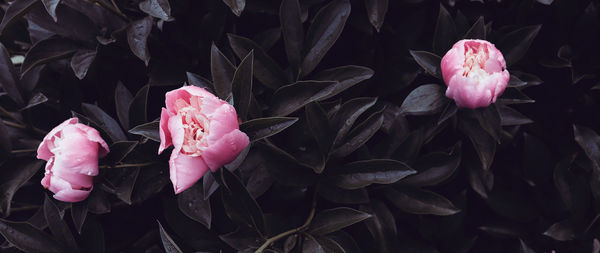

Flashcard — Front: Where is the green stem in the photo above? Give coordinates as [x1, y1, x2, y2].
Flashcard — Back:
[93, 0, 130, 21]
[255, 189, 318, 253]
[0, 106, 24, 124]
[2, 120, 47, 135]
[11, 149, 37, 154]
[99, 162, 156, 169]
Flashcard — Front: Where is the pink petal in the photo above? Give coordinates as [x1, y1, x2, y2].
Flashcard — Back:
[52, 125, 100, 178]
[201, 129, 249, 171]
[168, 114, 185, 153]
[74, 123, 110, 157]
[159, 108, 172, 154]
[206, 104, 240, 145]
[36, 118, 78, 160]
[446, 75, 493, 109]
[169, 151, 210, 194]
[53, 187, 92, 202]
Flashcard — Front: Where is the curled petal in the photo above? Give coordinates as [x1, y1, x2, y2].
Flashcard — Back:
[201, 129, 249, 171]
[159, 108, 173, 154]
[169, 151, 210, 194]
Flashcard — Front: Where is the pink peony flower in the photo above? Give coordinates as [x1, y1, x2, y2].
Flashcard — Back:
[440, 39, 510, 109]
[159, 86, 250, 194]
[37, 118, 109, 202]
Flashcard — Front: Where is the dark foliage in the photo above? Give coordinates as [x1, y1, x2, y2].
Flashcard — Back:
[0, 0, 599, 252]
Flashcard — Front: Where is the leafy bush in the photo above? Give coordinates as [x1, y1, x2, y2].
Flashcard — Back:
[0, 0, 599, 252]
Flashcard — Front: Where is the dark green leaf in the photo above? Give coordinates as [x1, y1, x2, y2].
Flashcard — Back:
[280, 0, 303, 71]
[139, 0, 171, 21]
[219, 227, 261, 251]
[231, 50, 253, 121]
[400, 84, 446, 115]
[158, 221, 183, 253]
[0, 0, 38, 34]
[497, 105, 533, 126]
[221, 0, 245, 16]
[437, 101, 457, 125]
[508, 74, 527, 87]
[313, 65, 374, 100]
[433, 4, 457, 54]
[0, 160, 43, 216]
[333, 108, 384, 157]
[0, 43, 23, 105]
[467, 158, 494, 199]
[536, 0, 553, 5]
[20, 92, 48, 111]
[498, 88, 535, 104]
[316, 237, 346, 253]
[114, 82, 133, 130]
[44, 195, 78, 251]
[331, 97, 377, 144]
[80, 217, 104, 253]
[240, 117, 298, 142]
[543, 219, 575, 241]
[573, 124, 600, 170]
[302, 234, 325, 253]
[328, 231, 361, 253]
[409, 50, 442, 79]
[365, 0, 388, 32]
[0, 121, 11, 164]
[186, 72, 213, 91]
[220, 169, 266, 234]
[309, 207, 371, 235]
[21, 37, 79, 77]
[127, 16, 153, 66]
[318, 182, 369, 204]
[228, 34, 288, 89]
[384, 187, 460, 215]
[333, 159, 415, 189]
[519, 239, 535, 253]
[0, 219, 65, 253]
[210, 43, 236, 99]
[511, 71, 543, 86]
[402, 145, 462, 186]
[128, 85, 149, 129]
[103, 141, 137, 164]
[498, 25, 542, 66]
[271, 80, 336, 116]
[82, 103, 127, 142]
[464, 16, 485, 39]
[301, 0, 351, 76]
[41, 0, 60, 22]
[71, 201, 88, 234]
[115, 167, 140, 205]
[472, 105, 501, 142]
[459, 117, 496, 171]
[306, 102, 334, 157]
[553, 154, 578, 211]
[70, 49, 96, 80]
[87, 189, 110, 214]
[203, 172, 219, 200]
[253, 28, 281, 52]
[362, 200, 397, 253]
[178, 181, 211, 229]
[27, 3, 98, 43]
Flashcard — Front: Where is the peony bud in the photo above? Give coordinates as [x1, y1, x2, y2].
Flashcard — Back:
[158, 86, 250, 194]
[37, 118, 109, 202]
[440, 39, 510, 109]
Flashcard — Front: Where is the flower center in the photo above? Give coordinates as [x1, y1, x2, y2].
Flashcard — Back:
[462, 42, 490, 80]
[175, 98, 209, 156]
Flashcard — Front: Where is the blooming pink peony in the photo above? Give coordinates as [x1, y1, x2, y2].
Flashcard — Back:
[440, 39, 510, 109]
[37, 118, 109, 202]
[159, 86, 249, 194]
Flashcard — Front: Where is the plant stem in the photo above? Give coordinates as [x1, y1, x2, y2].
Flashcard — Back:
[93, 0, 129, 21]
[2, 120, 47, 135]
[255, 189, 318, 253]
[10, 205, 40, 212]
[11, 149, 37, 154]
[0, 106, 23, 124]
[99, 162, 156, 169]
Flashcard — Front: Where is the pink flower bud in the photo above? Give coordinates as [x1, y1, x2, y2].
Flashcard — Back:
[440, 39, 510, 109]
[159, 86, 250, 194]
[37, 118, 109, 202]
